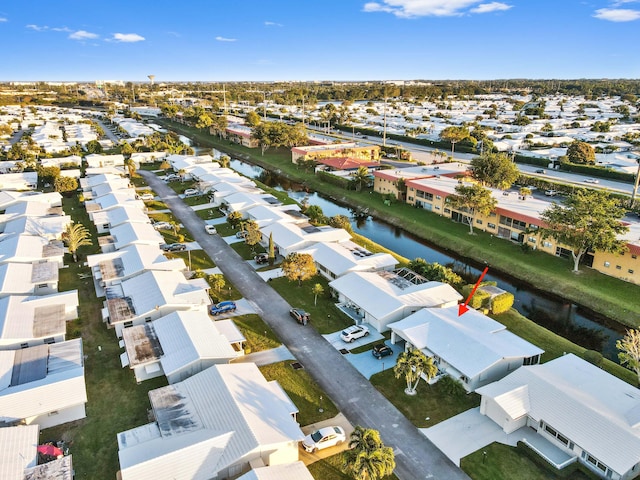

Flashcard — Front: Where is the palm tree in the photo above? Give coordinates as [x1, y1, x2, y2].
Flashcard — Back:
[124, 157, 136, 177]
[343, 426, 395, 480]
[352, 166, 370, 192]
[63, 223, 93, 262]
[312, 283, 324, 306]
[393, 348, 437, 395]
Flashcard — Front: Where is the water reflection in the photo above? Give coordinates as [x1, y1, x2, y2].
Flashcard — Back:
[228, 157, 623, 360]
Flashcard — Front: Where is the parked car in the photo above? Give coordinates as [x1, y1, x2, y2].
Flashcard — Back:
[210, 301, 237, 316]
[340, 324, 370, 343]
[584, 178, 599, 184]
[205, 225, 217, 235]
[153, 221, 172, 230]
[254, 253, 269, 264]
[236, 230, 248, 239]
[535, 169, 547, 174]
[139, 192, 155, 200]
[290, 308, 310, 325]
[544, 190, 558, 197]
[164, 174, 180, 182]
[161, 243, 186, 252]
[183, 188, 200, 197]
[302, 426, 346, 453]
[372, 343, 393, 359]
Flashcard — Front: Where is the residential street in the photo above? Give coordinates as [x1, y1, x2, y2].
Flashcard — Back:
[139, 170, 469, 480]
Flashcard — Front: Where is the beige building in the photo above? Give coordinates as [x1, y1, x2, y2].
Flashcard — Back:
[291, 142, 380, 164]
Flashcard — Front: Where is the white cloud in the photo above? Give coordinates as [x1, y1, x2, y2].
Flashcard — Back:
[69, 30, 99, 40]
[264, 21, 283, 27]
[215, 36, 237, 42]
[0, 17, 7, 22]
[27, 24, 72, 32]
[51, 26, 71, 32]
[26, 24, 47, 31]
[363, 0, 496, 17]
[593, 8, 640, 21]
[470, 2, 512, 13]
[111, 32, 145, 42]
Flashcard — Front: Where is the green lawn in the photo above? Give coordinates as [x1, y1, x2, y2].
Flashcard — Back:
[267, 275, 354, 334]
[154, 118, 640, 328]
[167, 249, 215, 271]
[129, 174, 147, 188]
[370, 369, 480, 428]
[229, 314, 280, 353]
[195, 207, 224, 220]
[41, 196, 169, 479]
[183, 194, 211, 206]
[212, 221, 237, 237]
[259, 361, 339, 425]
[461, 443, 596, 480]
[230, 240, 266, 260]
[143, 199, 169, 211]
[494, 309, 637, 385]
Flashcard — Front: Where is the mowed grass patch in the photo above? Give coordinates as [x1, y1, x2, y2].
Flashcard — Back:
[493, 309, 637, 385]
[267, 275, 353, 334]
[370, 368, 480, 428]
[229, 314, 280, 353]
[167, 249, 215, 271]
[461, 442, 595, 480]
[259, 360, 338, 425]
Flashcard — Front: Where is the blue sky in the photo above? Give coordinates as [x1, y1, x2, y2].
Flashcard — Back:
[1, 0, 639, 81]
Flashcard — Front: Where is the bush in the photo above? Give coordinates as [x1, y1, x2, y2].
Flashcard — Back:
[437, 375, 466, 398]
[462, 284, 491, 309]
[490, 292, 514, 314]
[583, 349, 604, 367]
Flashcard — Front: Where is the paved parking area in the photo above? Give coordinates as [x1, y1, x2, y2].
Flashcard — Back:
[322, 325, 384, 351]
[208, 297, 256, 318]
[345, 342, 403, 379]
[298, 413, 354, 466]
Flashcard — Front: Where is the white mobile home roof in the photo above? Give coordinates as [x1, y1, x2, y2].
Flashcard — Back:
[237, 462, 314, 480]
[86, 244, 186, 281]
[109, 222, 165, 250]
[389, 306, 543, 378]
[299, 241, 397, 277]
[0, 425, 39, 479]
[0, 262, 58, 296]
[477, 354, 640, 475]
[0, 339, 86, 424]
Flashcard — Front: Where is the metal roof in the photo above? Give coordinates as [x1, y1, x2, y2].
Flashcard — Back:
[0, 425, 39, 479]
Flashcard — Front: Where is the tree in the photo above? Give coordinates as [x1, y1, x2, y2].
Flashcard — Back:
[408, 258, 463, 287]
[124, 158, 136, 177]
[244, 220, 262, 246]
[63, 222, 93, 262]
[281, 252, 317, 286]
[617, 329, 640, 384]
[448, 184, 497, 234]
[170, 221, 180, 236]
[195, 112, 214, 130]
[470, 152, 519, 190]
[218, 155, 231, 168]
[245, 110, 261, 127]
[393, 348, 437, 396]
[328, 214, 353, 233]
[352, 166, 371, 192]
[54, 176, 78, 193]
[343, 426, 395, 480]
[540, 189, 628, 272]
[519, 187, 532, 199]
[86, 139, 103, 154]
[268, 232, 275, 266]
[304, 205, 326, 225]
[312, 283, 324, 306]
[566, 140, 596, 165]
[207, 274, 226, 296]
[227, 211, 243, 228]
[159, 160, 171, 171]
[440, 125, 469, 157]
[120, 142, 134, 156]
[36, 165, 60, 186]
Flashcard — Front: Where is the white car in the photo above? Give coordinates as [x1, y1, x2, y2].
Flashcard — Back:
[205, 225, 217, 235]
[152, 221, 172, 230]
[584, 178, 599, 184]
[302, 426, 346, 453]
[184, 188, 200, 197]
[163, 174, 180, 182]
[139, 193, 155, 200]
[340, 324, 370, 343]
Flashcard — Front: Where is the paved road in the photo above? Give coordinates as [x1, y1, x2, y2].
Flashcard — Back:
[140, 170, 469, 480]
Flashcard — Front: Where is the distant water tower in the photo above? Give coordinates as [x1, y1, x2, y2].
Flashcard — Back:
[148, 74, 155, 85]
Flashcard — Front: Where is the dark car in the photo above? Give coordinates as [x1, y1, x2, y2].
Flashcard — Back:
[535, 169, 547, 174]
[161, 243, 186, 252]
[210, 301, 237, 316]
[254, 253, 269, 264]
[290, 308, 310, 325]
[372, 344, 393, 359]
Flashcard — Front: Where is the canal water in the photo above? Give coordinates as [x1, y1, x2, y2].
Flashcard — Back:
[214, 153, 625, 361]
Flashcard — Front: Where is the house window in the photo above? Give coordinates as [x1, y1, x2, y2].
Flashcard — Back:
[476, 219, 483, 225]
[435, 195, 441, 200]
[616, 265, 621, 270]
[489, 212, 496, 217]
[632, 254, 638, 259]
[44, 337, 55, 344]
[37, 283, 48, 289]
[488, 223, 496, 229]
[629, 269, 635, 274]
[543, 241, 552, 248]
[48, 411, 59, 416]
[528, 237, 536, 243]
[529, 224, 539, 230]
[444, 208, 451, 214]
[20, 343, 29, 349]
[123, 321, 133, 328]
[435, 206, 440, 210]
[604, 262, 610, 268]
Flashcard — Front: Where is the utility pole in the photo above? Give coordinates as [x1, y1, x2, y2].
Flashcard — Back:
[383, 96, 387, 147]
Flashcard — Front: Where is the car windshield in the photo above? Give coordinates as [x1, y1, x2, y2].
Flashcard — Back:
[311, 431, 323, 442]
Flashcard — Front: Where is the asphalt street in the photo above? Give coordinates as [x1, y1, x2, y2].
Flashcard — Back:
[139, 170, 469, 480]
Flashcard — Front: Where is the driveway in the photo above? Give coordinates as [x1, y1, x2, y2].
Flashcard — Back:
[345, 342, 403, 380]
[140, 170, 469, 480]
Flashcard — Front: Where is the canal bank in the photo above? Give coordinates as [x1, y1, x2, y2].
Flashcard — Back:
[155, 119, 640, 338]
